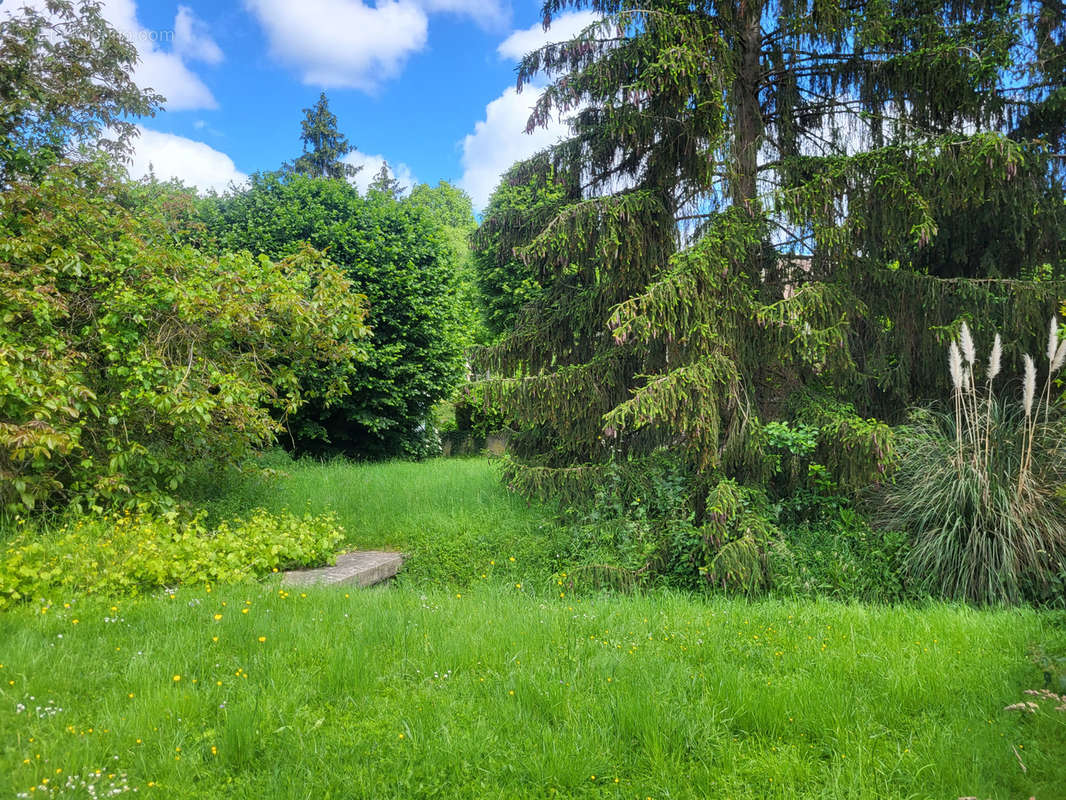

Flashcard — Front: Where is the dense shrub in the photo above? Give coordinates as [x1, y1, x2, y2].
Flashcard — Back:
[552, 445, 913, 602]
[557, 453, 697, 589]
[0, 165, 369, 515]
[199, 173, 467, 458]
[0, 509, 343, 608]
[772, 507, 913, 602]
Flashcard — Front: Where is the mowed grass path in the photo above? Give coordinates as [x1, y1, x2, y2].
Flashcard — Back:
[2, 459, 1065, 798]
[213, 457, 565, 585]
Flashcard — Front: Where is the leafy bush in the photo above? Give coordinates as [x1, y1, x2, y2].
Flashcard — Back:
[0, 166, 370, 514]
[199, 172, 467, 458]
[876, 321, 1066, 604]
[552, 448, 911, 601]
[772, 508, 913, 602]
[0, 509, 343, 608]
[555, 453, 699, 589]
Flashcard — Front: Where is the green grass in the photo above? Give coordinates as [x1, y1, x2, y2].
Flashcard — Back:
[194, 456, 565, 586]
[3, 457, 1066, 798]
[2, 585, 1064, 799]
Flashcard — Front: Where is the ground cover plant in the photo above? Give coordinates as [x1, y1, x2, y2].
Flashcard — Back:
[0, 509, 343, 609]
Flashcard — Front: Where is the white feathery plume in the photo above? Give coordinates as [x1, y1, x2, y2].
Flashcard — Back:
[1053, 339, 1066, 374]
[959, 321, 976, 364]
[988, 333, 1003, 380]
[1049, 316, 1059, 362]
[949, 341, 963, 392]
[1023, 353, 1037, 417]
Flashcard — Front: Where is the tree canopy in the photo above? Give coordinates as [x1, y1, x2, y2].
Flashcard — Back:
[200, 172, 467, 458]
[473, 0, 1066, 505]
[0, 0, 162, 184]
[369, 161, 405, 199]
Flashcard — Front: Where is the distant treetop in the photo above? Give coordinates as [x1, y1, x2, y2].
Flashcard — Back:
[292, 92, 359, 180]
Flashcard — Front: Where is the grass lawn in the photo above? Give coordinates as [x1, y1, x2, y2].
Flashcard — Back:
[2, 458, 1065, 799]
[195, 456, 566, 586]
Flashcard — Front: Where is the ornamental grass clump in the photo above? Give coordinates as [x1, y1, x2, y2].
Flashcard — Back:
[877, 318, 1066, 605]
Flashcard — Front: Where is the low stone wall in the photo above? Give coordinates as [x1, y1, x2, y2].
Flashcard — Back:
[442, 430, 510, 457]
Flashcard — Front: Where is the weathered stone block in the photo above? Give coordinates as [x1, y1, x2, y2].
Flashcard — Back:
[282, 551, 404, 588]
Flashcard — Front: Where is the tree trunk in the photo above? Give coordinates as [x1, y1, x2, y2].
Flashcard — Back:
[732, 0, 764, 213]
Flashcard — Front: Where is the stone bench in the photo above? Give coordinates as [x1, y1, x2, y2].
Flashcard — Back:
[281, 551, 404, 588]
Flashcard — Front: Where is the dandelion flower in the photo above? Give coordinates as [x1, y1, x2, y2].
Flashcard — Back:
[960, 321, 976, 364]
[988, 333, 1002, 380]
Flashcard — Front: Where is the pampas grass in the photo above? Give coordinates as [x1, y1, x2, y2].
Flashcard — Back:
[879, 400, 1066, 604]
[877, 320, 1066, 605]
[989, 333, 1002, 381]
[949, 340, 964, 391]
[1023, 354, 1037, 415]
[1043, 317, 1062, 426]
[1053, 340, 1066, 373]
[960, 320, 976, 364]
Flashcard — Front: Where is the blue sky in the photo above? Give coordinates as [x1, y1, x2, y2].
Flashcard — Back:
[2, 0, 598, 208]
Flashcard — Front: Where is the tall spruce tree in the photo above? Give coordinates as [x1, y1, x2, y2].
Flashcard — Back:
[1009, 1, 1066, 154]
[473, 163, 575, 338]
[292, 92, 360, 180]
[369, 161, 405, 198]
[474, 0, 1066, 503]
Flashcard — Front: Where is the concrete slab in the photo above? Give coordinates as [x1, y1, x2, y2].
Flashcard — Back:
[282, 551, 404, 589]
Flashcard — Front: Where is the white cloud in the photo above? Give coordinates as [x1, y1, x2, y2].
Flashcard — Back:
[419, 0, 508, 29]
[244, 0, 429, 91]
[174, 4, 223, 65]
[244, 0, 511, 90]
[126, 126, 247, 194]
[496, 10, 599, 62]
[97, 0, 219, 110]
[343, 151, 417, 195]
[458, 86, 570, 210]
[0, 0, 220, 111]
